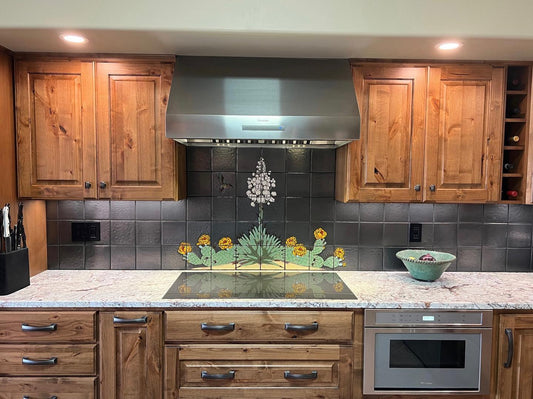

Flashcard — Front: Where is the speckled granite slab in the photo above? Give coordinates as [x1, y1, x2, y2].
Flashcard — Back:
[0, 270, 531, 309]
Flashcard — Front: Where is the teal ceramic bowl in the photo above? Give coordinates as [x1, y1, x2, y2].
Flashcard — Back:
[396, 249, 456, 282]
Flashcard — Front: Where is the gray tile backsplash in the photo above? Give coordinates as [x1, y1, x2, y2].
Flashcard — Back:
[47, 148, 533, 272]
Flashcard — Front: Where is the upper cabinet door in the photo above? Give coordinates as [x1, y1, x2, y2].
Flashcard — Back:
[96, 61, 180, 200]
[426, 65, 504, 202]
[336, 66, 427, 202]
[15, 60, 96, 199]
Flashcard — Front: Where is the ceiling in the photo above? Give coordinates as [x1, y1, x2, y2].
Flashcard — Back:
[2, 0, 533, 60]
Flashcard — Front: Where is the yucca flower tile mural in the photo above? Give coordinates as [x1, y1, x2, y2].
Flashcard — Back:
[179, 157, 346, 270]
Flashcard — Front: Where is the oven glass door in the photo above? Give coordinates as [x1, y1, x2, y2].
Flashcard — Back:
[374, 332, 481, 390]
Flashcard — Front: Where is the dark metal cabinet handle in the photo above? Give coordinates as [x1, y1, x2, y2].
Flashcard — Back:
[99, 181, 107, 189]
[84, 181, 92, 189]
[201, 370, 236, 380]
[504, 328, 514, 368]
[414, 184, 421, 192]
[429, 184, 436, 192]
[284, 322, 319, 332]
[22, 357, 57, 366]
[200, 322, 235, 331]
[284, 370, 318, 380]
[21, 323, 57, 332]
[23, 396, 58, 399]
[113, 316, 148, 324]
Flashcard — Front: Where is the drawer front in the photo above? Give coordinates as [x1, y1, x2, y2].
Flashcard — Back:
[165, 311, 353, 342]
[0, 312, 96, 343]
[165, 345, 352, 398]
[181, 360, 337, 387]
[177, 388, 340, 398]
[0, 344, 97, 376]
[0, 377, 96, 399]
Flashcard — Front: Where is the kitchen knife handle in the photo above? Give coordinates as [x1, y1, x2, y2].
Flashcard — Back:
[284, 370, 318, 380]
[504, 328, 513, 368]
[21, 323, 57, 332]
[201, 322, 235, 331]
[201, 370, 235, 380]
[284, 322, 319, 332]
[113, 316, 148, 324]
[22, 356, 57, 366]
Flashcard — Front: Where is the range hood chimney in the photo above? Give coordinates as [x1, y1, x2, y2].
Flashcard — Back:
[166, 56, 359, 148]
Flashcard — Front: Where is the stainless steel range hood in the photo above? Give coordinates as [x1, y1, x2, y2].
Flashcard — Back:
[166, 56, 359, 148]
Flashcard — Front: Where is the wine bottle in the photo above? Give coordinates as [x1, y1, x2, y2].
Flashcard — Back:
[506, 190, 519, 199]
[507, 135, 520, 143]
[508, 107, 522, 117]
[503, 163, 514, 171]
[509, 78, 522, 90]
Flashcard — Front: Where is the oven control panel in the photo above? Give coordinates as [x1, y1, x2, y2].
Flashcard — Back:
[365, 309, 492, 327]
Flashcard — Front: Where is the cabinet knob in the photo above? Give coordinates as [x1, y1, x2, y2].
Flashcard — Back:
[99, 181, 107, 189]
[429, 185, 436, 192]
[84, 182, 92, 189]
[414, 185, 421, 192]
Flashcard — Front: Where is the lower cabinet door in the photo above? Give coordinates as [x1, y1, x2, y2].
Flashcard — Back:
[99, 312, 162, 399]
[165, 344, 352, 399]
[0, 377, 97, 399]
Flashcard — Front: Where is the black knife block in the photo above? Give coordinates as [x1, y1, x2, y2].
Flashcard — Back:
[0, 248, 30, 295]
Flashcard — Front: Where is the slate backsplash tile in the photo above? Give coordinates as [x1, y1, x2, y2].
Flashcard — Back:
[135, 201, 161, 220]
[48, 147, 533, 271]
[110, 201, 135, 220]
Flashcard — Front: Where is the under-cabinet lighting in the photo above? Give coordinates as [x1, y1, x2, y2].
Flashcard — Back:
[60, 34, 88, 44]
[437, 41, 462, 50]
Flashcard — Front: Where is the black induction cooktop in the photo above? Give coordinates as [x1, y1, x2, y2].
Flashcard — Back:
[163, 271, 356, 300]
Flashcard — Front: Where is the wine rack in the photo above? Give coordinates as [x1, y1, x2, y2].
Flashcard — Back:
[500, 65, 531, 202]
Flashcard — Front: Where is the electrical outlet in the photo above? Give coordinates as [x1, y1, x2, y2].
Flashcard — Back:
[72, 222, 101, 242]
[409, 223, 422, 242]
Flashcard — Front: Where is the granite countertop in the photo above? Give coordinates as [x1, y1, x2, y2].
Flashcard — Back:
[0, 270, 532, 310]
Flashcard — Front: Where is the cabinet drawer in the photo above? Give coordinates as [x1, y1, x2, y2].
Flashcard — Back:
[165, 311, 353, 342]
[165, 345, 352, 398]
[177, 388, 340, 398]
[0, 344, 97, 376]
[0, 377, 96, 399]
[0, 312, 96, 343]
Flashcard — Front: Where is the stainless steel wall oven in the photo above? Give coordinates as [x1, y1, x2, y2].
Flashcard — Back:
[363, 309, 493, 395]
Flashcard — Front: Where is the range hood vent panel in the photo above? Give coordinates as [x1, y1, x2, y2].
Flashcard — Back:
[166, 56, 360, 147]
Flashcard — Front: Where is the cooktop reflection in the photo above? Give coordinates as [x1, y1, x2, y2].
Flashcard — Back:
[163, 271, 356, 300]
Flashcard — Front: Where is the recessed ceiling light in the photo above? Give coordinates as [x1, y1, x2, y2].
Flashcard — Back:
[60, 34, 88, 44]
[437, 41, 463, 50]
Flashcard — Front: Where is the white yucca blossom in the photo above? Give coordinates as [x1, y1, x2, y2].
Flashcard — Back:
[246, 158, 277, 207]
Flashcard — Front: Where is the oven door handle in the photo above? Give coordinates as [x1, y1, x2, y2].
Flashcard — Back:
[504, 328, 513, 368]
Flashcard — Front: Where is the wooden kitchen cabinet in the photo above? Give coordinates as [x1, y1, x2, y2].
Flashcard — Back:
[336, 63, 504, 203]
[15, 59, 97, 199]
[99, 311, 163, 399]
[336, 65, 427, 202]
[0, 310, 98, 398]
[164, 310, 356, 399]
[426, 65, 504, 202]
[15, 56, 185, 200]
[495, 314, 533, 399]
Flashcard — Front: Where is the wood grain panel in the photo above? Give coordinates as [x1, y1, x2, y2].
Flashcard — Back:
[336, 66, 426, 202]
[96, 61, 178, 200]
[0, 377, 96, 399]
[426, 65, 504, 202]
[0, 311, 96, 343]
[99, 311, 162, 399]
[177, 387, 340, 399]
[165, 311, 354, 343]
[0, 344, 96, 376]
[24, 200, 47, 276]
[496, 314, 533, 399]
[15, 59, 96, 199]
